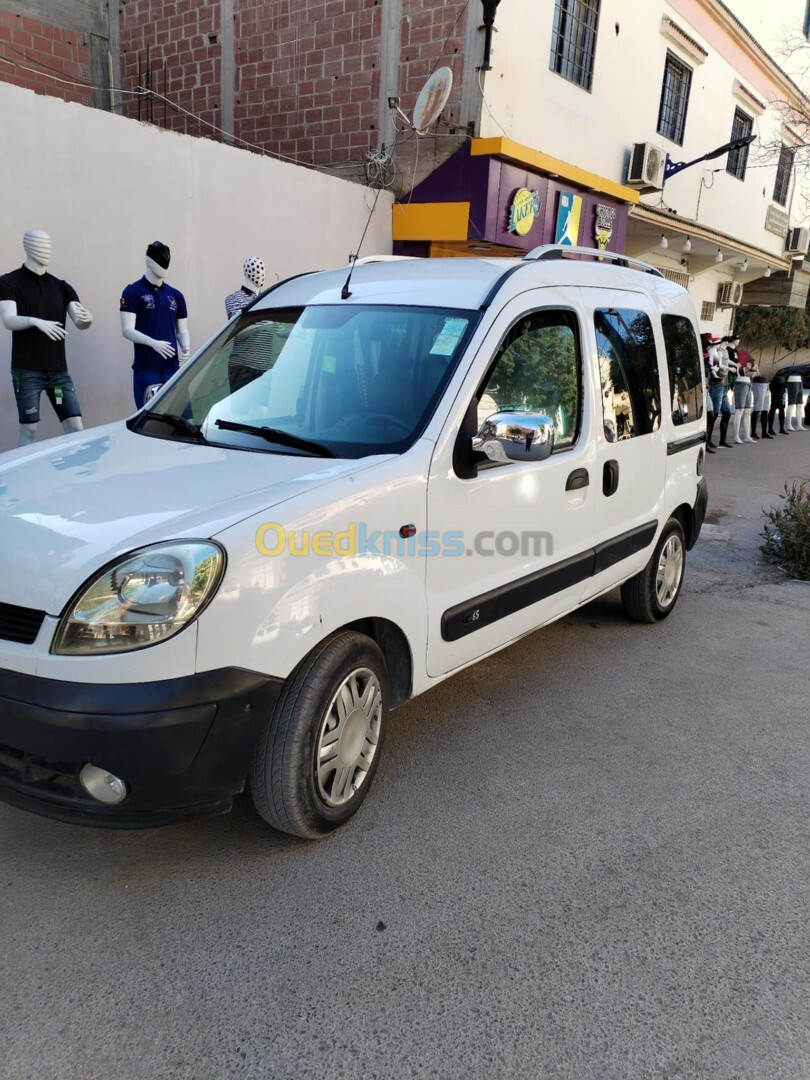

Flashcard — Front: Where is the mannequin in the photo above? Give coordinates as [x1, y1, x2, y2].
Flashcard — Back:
[767, 373, 789, 435]
[725, 337, 754, 444]
[702, 333, 732, 449]
[749, 359, 772, 439]
[786, 374, 805, 430]
[225, 257, 266, 319]
[120, 242, 190, 407]
[0, 229, 92, 447]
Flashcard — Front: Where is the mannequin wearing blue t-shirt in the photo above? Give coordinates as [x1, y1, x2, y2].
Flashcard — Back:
[120, 241, 190, 407]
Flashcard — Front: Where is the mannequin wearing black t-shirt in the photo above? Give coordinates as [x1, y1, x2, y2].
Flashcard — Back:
[0, 229, 93, 447]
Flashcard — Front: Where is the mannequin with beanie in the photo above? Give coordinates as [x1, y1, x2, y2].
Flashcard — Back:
[120, 242, 190, 407]
[0, 229, 92, 447]
[225, 257, 266, 319]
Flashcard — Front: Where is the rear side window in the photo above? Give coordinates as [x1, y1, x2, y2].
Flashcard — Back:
[661, 314, 704, 424]
[479, 310, 582, 450]
[594, 308, 662, 441]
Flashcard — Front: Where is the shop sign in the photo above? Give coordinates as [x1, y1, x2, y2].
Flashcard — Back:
[555, 192, 582, 245]
[508, 188, 541, 236]
[594, 204, 617, 250]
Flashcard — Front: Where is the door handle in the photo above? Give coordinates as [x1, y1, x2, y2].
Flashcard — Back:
[565, 468, 589, 491]
[603, 459, 619, 497]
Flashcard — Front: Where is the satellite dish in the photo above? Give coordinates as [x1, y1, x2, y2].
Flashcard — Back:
[412, 66, 453, 134]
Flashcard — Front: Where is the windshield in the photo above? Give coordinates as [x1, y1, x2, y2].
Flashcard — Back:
[138, 304, 477, 457]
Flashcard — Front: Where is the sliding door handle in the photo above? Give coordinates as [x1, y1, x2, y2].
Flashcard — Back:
[566, 468, 589, 492]
[603, 459, 619, 497]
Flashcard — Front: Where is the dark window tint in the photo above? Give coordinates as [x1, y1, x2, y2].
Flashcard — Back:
[479, 311, 581, 450]
[595, 309, 662, 441]
[726, 108, 753, 180]
[550, 0, 601, 92]
[661, 314, 704, 425]
[773, 146, 794, 206]
[657, 51, 692, 145]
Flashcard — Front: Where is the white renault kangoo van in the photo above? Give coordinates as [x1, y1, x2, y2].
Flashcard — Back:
[0, 247, 707, 837]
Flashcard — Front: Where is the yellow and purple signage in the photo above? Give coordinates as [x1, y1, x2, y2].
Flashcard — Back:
[507, 188, 542, 236]
[555, 191, 582, 246]
[594, 203, 617, 250]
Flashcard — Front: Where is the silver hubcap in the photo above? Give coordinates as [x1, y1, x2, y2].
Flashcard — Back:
[315, 667, 382, 807]
[656, 534, 684, 608]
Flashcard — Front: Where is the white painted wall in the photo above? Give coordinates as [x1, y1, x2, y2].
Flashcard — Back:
[721, 0, 810, 90]
[0, 82, 393, 452]
[480, 0, 805, 254]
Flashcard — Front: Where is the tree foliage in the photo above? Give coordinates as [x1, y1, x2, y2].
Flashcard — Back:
[733, 304, 810, 352]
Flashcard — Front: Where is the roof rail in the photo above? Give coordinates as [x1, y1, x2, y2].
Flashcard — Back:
[523, 245, 664, 277]
[350, 255, 420, 265]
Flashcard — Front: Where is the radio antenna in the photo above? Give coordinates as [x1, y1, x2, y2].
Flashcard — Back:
[341, 185, 383, 300]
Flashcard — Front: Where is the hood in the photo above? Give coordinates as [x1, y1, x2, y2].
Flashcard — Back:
[0, 423, 384, 613]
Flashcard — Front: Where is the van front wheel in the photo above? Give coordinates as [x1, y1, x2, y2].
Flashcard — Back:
[620, 519, 686, 623]
[250, 632, 389, 839]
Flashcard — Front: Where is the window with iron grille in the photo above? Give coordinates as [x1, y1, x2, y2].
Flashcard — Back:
[773, 145, 794, 206]
[657, 51, 692, 145]
[726, 108, 753, 180]
[700, 301, 716, 321]
[550, 0, 601, 92]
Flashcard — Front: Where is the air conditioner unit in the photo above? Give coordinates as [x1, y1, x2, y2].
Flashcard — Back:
[717, 281, 744, 307]
[626, 142, 665, 192]
[785, 226, 810, 255]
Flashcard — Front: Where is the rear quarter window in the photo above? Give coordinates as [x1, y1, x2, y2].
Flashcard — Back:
[594, 308, 662, 441]
[661, 314, 704, 425]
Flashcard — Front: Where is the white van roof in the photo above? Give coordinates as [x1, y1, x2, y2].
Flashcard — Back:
[253, 248, 690, 313]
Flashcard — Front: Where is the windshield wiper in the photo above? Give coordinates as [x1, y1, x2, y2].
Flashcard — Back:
[135, 412, 208, 443]
[214, 419, 335, 457]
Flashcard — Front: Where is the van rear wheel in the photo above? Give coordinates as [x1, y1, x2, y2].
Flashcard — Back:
[620, 518, 686, 623]
[250, 632, 389, 839]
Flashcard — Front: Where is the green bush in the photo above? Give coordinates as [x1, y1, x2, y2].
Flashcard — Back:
[761, 481, 810, 581]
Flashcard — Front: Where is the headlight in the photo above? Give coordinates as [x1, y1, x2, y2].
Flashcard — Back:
[53, 541, 225, 655]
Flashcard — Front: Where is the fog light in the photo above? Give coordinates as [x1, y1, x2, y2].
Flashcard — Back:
[79, 763, 128, 804]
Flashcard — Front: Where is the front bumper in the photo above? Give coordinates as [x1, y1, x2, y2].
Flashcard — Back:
[0, 666, 283, 828]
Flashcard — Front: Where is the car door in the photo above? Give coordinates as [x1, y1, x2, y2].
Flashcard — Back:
[579, 289, 668, 601]
[425, 291, 597, 677]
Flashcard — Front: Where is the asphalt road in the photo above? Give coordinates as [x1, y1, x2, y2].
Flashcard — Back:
[2, 431, 809, 1080]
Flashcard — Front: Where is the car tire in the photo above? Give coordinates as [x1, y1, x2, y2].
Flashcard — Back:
[249, 631, 389, 839]
[620, 518, 686, 624]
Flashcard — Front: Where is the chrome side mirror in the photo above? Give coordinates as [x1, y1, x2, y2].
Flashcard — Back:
[473, 410, 555, 464]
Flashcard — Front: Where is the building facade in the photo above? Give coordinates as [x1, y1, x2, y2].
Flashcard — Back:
[400, 0, 810, 339]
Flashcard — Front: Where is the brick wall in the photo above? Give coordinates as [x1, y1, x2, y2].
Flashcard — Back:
[234, 0, 382, 165]
[0, 9, 92, 107]
[120, 0, 222, 135]
[118, 0, 471, 172]
[399, 1, 467, 134]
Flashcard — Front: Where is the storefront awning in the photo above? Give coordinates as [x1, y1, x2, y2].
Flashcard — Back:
[629, 204, 792, 272]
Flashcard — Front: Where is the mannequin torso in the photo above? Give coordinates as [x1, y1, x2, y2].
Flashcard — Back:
[0, 230, 91, 445]
[120, 243, 189, 407]
[225, 258, 266, 320]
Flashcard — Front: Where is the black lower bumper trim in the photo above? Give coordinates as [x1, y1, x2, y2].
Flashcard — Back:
[0, 666, 284, 828]
[689, 477, 708, 549]
[0, 781, 233, 829]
